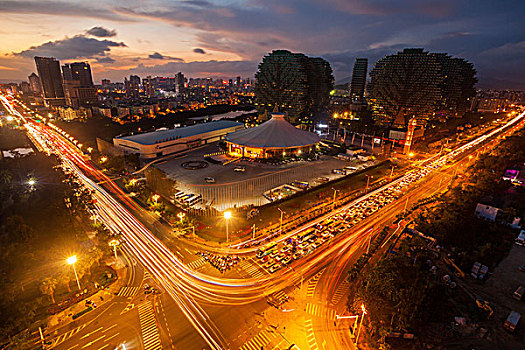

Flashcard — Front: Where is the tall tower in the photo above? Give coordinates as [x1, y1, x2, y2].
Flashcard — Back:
[28, 73, 42, 95]
[62, 62, 94, 86]
[349, 58, 368, 102]
[34, 56, 66, 106]
[403, 118, 417, 154]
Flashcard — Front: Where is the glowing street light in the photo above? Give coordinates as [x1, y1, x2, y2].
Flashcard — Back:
[277, 208, 284, 233]
[408, 152, 415, 158]
[27, 179, 36, 186]
[100, 156, 108, 163]
[6, 116, 14, 122]
[177, 212, 185, 223]
[67, 255, 82, 291]
[355, 304, 368, 345]
[152, 194, 160, 203]
[108, 239, 120, 260]
[224, 211, 232, 243]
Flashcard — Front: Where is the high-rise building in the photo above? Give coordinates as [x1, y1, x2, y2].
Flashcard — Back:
[101, 79, 111, 86]
[62, 62, 94, 86]
[34, 56, 66, 106]
[254, 50, 334, 121]
[349, 58, 368, 102]
[369, 48, 442, 128]
[236, 76, 241, 90]
[175, 72, 185, 96]
[28, 72, 42, 95]
[143, 76, 155, 98]
[125, 75, 141, 98]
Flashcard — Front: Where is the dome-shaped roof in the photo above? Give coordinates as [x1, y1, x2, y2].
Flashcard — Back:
[226, 113, 320, 148]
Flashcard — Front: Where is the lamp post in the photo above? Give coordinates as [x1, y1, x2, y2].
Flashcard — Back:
[331, 188, 338, 209]
[108, 239, 119, 261]
[152, 194, 160, 204]
[277, 208, 284, 233]
[67, 255, 81, 291]
[355, 304, 368, 345]
[177, 212, 185, 223]
[224, 211, 231, 243]
[365, 175, 371, 193]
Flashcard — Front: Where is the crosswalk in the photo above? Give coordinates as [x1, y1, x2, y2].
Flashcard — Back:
[305, 319, 318, 350]
[186, 257, 207, 270]
[306, 269, 324, 297]
[238, 259, 266, 278]
[331, 279, 350, 305]
[51, 324, 87, 347]
[240, 327, 278, 350]
[117, 286, 140, 297]
[305, 303, 336, 320]
[143, 270, 151, 280]
[137, 301, 162, 350]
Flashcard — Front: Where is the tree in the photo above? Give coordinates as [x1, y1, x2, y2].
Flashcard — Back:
[40, 278, 57, 304]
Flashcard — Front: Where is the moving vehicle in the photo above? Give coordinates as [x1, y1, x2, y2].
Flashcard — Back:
[257, 243, 278, 259]
[204, 177, 216, 183]
[234, 166, 246, 172]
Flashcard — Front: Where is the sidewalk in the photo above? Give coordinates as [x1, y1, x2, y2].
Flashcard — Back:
[45, 257, 128, 332]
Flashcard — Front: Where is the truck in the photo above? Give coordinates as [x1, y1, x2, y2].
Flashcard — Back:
[504, 311, 521, 332]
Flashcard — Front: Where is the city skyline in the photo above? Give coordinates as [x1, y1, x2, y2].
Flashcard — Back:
[0, 0, 524, 89]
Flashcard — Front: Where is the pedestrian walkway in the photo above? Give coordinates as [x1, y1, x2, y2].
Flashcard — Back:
[304, 319, 318, 350]
[186, 257, 207, 270]
[331, 279, 350, 305]
[51, 324, 87, 347]
[143, 270, 151, 280]
[305, 303, 336, 320]
[137, 301, 162, 350]
[306, 269, 324, 298]
[238, 259, 265, 279]
[240, 327, 278, 350]
[117, 286, 140, 297]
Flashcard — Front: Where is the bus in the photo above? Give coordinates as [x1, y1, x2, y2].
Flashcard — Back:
[257, 243, 278, 259]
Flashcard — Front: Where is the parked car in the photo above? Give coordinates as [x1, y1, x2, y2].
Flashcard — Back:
[518, 265, 525, 272]
[204, 177, 216, 183]
[234, 166, 246, 172]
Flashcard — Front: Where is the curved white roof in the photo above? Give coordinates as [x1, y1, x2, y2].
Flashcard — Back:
[226, 113, 320, 148]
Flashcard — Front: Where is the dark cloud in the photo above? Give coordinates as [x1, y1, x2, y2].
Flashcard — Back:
[193, 48, 206, 54]
[95, 56, 116, 64]
[14, 35, 127, 60]
[0, 1, 132, 21]
[86, 26, 117, 38]
[148, 52, 184, 61]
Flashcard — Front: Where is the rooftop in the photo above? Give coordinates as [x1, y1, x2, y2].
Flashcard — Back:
[115, 120, 243, 145]
[225, 113, 320, 148]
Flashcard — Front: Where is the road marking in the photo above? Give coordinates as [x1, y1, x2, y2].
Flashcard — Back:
[117, 286, 140, 297]
[186, 257, 207, 270]
[305, 319, 318, 350]
[238, 259, 265, 278]
[80, 326, 103, 339]
[137, 301, 162, 350]
[66, 345, 78, 350]
[305, 303, 336, 320]
[81, 335, 105, 348]
[306, 269, 325, 297]
[97, 345, 109, 350]
[240, 327, 278, 350]
[330, 279, 350, 305]
[120, 303, 135, 315]
[51, 324, 87, 347]
[102, 324, 118, 333]
[104, 332, 119, 343]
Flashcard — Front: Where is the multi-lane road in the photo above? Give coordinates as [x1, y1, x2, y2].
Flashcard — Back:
[2, 93, 523, 349]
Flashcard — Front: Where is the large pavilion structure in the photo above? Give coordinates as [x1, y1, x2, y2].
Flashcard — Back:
[225, 113, 320, 159]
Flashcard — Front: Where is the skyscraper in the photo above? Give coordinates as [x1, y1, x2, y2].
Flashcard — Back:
[349, 58, 368, 102]
[34, 56, 66, 106]
[28, 72, 42, 95]
[369, 49, 441, 128]
[254, 50, 334, 121]
[62, 62, 94, 86]
[175, 72, 185, 96]
[125, 75, 141, 98]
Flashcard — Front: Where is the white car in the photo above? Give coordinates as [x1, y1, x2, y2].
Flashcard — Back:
[204, 177, 216, 183]
[234, 166, 246, 172]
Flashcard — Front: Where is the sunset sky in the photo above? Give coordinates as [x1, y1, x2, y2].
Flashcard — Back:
[1, 0, 524, 88]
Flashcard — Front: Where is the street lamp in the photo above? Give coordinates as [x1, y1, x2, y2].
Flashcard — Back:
[365, 175, 371, 193]
[355, 304, 368, 345]
[66, 255, 81, 291]
[152, 194, 160, 203]
[27, 178, 36, 186]
[100, 156, 108, 163]
[177, 212, 185, 223]
[331, 188, 338, 209]
[277, 208, 284, 233]
[108, 239, 119, 260]
[224, 211, 231, 243]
